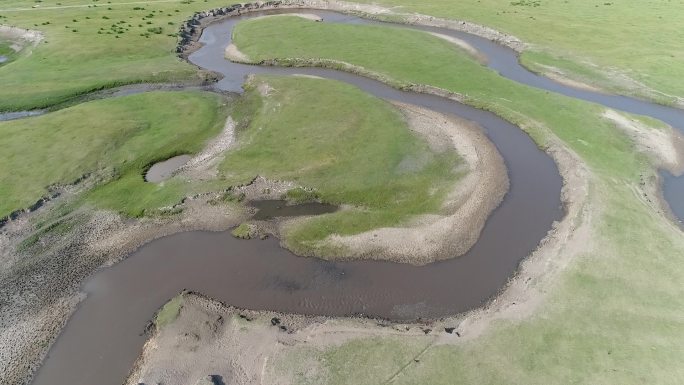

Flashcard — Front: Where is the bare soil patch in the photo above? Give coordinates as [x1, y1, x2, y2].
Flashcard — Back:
[603, 109, 684, 175]
[179, 116, 237, 180]
[225, 44, 250, 63]
[428, 32, 487, 64]
[0, 194, 247, 385]
[0, 25, 43, 53]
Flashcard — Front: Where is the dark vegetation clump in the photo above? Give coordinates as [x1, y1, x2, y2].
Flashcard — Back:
[510, 0, 541, 6]
[285, 187, 320, 203]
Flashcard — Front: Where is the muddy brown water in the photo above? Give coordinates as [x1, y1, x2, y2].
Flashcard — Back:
[145, 155, 192, 182]
[29, 9, 683, 385]
[249, 199, 338, 220]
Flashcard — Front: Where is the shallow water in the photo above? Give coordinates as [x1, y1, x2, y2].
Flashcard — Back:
[145, 155, 192, 182]
[31, 8, 684, 385]
[660, 170, 684, 225]
[0, 109, 45, 121]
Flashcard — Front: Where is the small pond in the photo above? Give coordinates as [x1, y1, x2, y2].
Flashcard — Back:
[144, 155, 192, 182]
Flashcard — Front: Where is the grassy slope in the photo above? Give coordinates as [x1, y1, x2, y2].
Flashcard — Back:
[222, 75, 461, 255]
[0, 91, 225, 218]
[236, 16, 684, 383]
[0, 0, 238, 111]
[352, 0, 684, 104]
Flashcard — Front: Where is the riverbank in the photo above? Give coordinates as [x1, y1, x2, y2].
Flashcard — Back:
[0, 195, 248, 385]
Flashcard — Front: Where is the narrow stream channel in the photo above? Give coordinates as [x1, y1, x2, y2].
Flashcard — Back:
[29, 9, 682, 385]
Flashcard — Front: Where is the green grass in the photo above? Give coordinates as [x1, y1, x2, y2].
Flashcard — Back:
[221, 75, 462, 255]
[269, 336, 434, 385]
[155, 294, 184, 329]
[235, 15, 684, 384]
[231, 223, 252, 239]
[0, 42, 19, 66]
[0, 90, 226, 218]
[346, 0, 684, 104]
[233, 16, 643, 177]
[2, 0, 681, 105]
[285, 187, 320, 204]
[0, 0, 243, 111]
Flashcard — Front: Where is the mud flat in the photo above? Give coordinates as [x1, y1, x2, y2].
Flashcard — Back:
[0, 196, 248, 385]
[125, 292, 437, 385]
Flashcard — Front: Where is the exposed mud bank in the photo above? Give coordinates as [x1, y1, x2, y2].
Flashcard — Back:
[0, 24, 43, 52]
[603, 109, 684, 176]
[125, 292, 445, 385]
[602, 109, 684, 225]
[178, 116, 237, 180]
[0, 195, 247, 385]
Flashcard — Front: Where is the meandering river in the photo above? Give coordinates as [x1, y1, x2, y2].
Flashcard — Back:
[29, 9, 682, 385]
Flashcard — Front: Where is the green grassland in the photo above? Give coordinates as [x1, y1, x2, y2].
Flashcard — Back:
[154, 293, 184, 329]
[234, 16, 684, 384]
[222, 75, 461, 255]
[0, 0, 240, 111]
[0, 91, 226, 218]
[349, 0, 684, 105]
[0, 70, 462, 252]
[0, 41, 19, 66]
